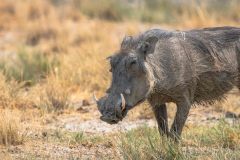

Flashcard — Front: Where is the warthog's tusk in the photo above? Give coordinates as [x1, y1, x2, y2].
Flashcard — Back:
[120, 93, 126, 111]
[106, 56, 112, 60]
[93, 92, 98, 103]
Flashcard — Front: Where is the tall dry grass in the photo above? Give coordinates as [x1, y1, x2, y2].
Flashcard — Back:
[0, 110, 24, 146]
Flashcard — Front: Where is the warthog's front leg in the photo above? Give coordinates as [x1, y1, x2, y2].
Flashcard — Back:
[170, 99, 191, 141]
[153, 104, 169, 135]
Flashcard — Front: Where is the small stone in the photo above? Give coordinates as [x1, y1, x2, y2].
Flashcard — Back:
[42, 131, 48, 137]
[82, 99, 91, 106]
[225, 111, 238, 119]
[206, 117, 216, 120]
[77, 107, 89, 113]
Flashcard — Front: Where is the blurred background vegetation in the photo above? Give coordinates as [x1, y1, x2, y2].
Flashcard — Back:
[0, 0, 238, 82]
[50, 0, 240, 24]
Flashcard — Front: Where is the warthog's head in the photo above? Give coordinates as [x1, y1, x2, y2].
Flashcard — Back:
[94, 35, 158, 124]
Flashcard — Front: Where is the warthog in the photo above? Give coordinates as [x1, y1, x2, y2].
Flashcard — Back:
[95, 26, 240, 140]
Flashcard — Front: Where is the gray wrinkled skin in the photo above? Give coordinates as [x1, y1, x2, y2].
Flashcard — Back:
[97, 26, 240, 140]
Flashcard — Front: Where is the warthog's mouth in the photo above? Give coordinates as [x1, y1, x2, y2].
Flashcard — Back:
[99, 97, 146, 125]
[100, 116, 119, 124]
[100, 104, 129, 124]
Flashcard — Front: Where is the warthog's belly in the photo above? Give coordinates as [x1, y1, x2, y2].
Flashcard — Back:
[194, 71, 238, 104]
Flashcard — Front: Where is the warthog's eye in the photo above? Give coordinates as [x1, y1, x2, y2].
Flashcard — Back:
[127, 58, 138, 72]
[109, 68, 112, 72]
[130, 60, 137, 66]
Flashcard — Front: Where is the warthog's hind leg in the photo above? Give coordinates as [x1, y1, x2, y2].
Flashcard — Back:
[152, 104, 169, 136]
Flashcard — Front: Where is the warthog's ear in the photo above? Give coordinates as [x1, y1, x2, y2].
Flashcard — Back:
[121, 36, 133, 50]
[138, 36, 158, 58]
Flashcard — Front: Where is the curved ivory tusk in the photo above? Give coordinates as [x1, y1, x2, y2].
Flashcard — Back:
[93, 92, 98, 103]
[120, 93, 126, 111]
[106, 56, 112, 60]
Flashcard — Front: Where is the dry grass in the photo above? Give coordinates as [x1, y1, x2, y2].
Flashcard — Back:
[37, 77, 70, 113]
[0, 110, 24, 146]
[118, 121, 240, 160]
[0, 72, 33, 109]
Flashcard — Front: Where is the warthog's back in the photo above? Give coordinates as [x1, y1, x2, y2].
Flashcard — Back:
[143, 27, 240, 104]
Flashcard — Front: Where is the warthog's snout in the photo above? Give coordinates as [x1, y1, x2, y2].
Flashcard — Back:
[94, 93, 128, 124]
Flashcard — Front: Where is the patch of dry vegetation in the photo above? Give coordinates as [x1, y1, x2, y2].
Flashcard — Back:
[38, 78, 70, 113]
[0, 72, 33, 109]
[0, 110, 24, 146]
[118, 121, 240, 160]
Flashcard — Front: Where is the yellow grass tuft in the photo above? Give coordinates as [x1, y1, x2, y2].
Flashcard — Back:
[0, 110, 24, 146]
[37, 77, 70, 113]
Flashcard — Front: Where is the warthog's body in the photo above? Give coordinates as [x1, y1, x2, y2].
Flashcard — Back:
[96, 26, 240, 140]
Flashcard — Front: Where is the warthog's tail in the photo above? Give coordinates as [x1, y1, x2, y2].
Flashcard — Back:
[235, 28, 240, 89]
[237, 42, 240, 89]
[237, 35, 240, 89]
